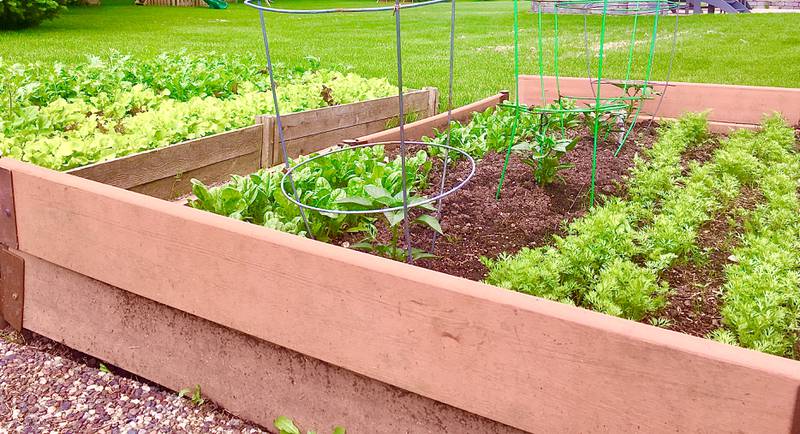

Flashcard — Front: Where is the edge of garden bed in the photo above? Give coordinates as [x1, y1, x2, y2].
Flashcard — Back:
[1, 153, 800, 433]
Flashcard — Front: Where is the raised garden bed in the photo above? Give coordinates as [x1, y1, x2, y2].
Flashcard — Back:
[1, 82, 800, 433]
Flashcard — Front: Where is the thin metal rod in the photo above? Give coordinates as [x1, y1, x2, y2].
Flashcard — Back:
[495, 0, 521, 200]
[257, 1, 313, 238]
[244, 0, 448, 14]
[431, 0, 456, 251]
[615, 0, 662, 155]
[393, 0, 413, 264]
[645, 11, 680, 130]
[589, 0, 610, 207]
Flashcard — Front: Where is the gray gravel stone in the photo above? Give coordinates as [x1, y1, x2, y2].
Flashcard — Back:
[1, 332, 268, 433]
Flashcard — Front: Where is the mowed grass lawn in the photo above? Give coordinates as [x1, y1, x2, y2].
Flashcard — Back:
[2, 0, 799, 106]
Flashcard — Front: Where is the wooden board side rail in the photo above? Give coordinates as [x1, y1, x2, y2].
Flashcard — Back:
[519, 76, 800, 126]
[261, 88, 436, 166]
[352, 91, 509, 144]
[20, 251, 523, 433]
[3, 156, 800, 433]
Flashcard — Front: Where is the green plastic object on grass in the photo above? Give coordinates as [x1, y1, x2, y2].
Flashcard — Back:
[203, 0, 228, 9]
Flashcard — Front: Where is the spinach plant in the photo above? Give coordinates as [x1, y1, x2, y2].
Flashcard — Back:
[512, 132, 578, 185]
[340, 184, 443, 261]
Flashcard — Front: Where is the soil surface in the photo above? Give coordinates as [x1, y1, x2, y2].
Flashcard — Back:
[655, 187, 763, 337]
[0, 330, 266, 433]
[405, 126, 658, 281]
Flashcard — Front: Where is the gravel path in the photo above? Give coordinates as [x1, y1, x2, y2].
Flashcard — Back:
[0, 330, 268, 433]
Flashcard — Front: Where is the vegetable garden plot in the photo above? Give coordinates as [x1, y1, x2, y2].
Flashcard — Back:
[2, 83, 800, 433]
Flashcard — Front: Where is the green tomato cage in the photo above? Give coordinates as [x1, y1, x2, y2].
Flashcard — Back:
[496, 0, 683, 205]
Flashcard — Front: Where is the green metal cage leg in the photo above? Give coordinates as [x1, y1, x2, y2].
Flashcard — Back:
[495, 0, 521, 200]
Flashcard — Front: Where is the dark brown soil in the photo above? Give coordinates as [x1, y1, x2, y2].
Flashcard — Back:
[655, 187, 763, 337]
[398, 126, 659, 281]
[680, 136, 720, 172]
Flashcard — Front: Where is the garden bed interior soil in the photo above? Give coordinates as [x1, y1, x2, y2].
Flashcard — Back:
[654, 187, 763, 338]
[334, 125, 659, 282]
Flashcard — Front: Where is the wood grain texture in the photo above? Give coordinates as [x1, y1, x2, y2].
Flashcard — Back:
[0, 167, 17, 249]
[274, 118, 390, 165]
[5, 157, 800, 433]
[519, 76, 800, 125]
[67, 125, 262, 190]
[265, 90, 433, 166]
[21, 252, 523, 434]
[129, 150, 260, 200]
[357, 92, 509, 143]
[257, 115, 275, 169]
[426, 86, 440, 118]
[274, 90, 431, 142]
[0, 249, 24, 330]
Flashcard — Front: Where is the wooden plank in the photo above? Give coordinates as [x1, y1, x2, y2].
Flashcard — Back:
[0, 167, 17, 249]
[67, 125, 262, 190]
[356, 92, 510, 144]
[274, 90, 432, 142]
[129, 150, 260, 200]
[274, 118, 398, 166]
[21, 252, 522, 434]
[519, 75, 800, 125]
[0, 249, 24, 331]
[639, 115, 761, 134]
[257, 115, 275, 169]
[5, 157, 800, 433]
[426, 86, 440, 118]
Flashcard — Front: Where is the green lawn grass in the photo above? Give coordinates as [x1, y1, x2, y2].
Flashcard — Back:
[2, 0, 799, 106]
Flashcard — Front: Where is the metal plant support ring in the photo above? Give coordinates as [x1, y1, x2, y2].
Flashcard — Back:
[246, 0, 459, 263]
[279, 142, 476, 216]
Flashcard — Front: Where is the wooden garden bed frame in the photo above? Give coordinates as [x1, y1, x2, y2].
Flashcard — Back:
[1, 84, 800, 433]
[519, 75, 800, 131]
[66, 88, 438, 200]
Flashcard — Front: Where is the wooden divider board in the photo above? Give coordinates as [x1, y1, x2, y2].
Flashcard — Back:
[4, 157, 800, 433]
[67, 125, 263, 200]
[519, 76, 800, 125]
[20, 252, 522, 434]
[268, 89, 435, 165]
[357, 92, 509, 143]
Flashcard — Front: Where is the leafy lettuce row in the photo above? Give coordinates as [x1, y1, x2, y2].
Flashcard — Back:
[1, 50, 304, 108]
[189, 145, 432, 242]
[1, 54, 396, 171]
[713, 117, 800, 357]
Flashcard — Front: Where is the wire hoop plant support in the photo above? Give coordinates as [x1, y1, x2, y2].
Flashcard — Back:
[496, 0, 682, 206]
[245, 0, 460, 263]
[279, 142, 476, 214]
